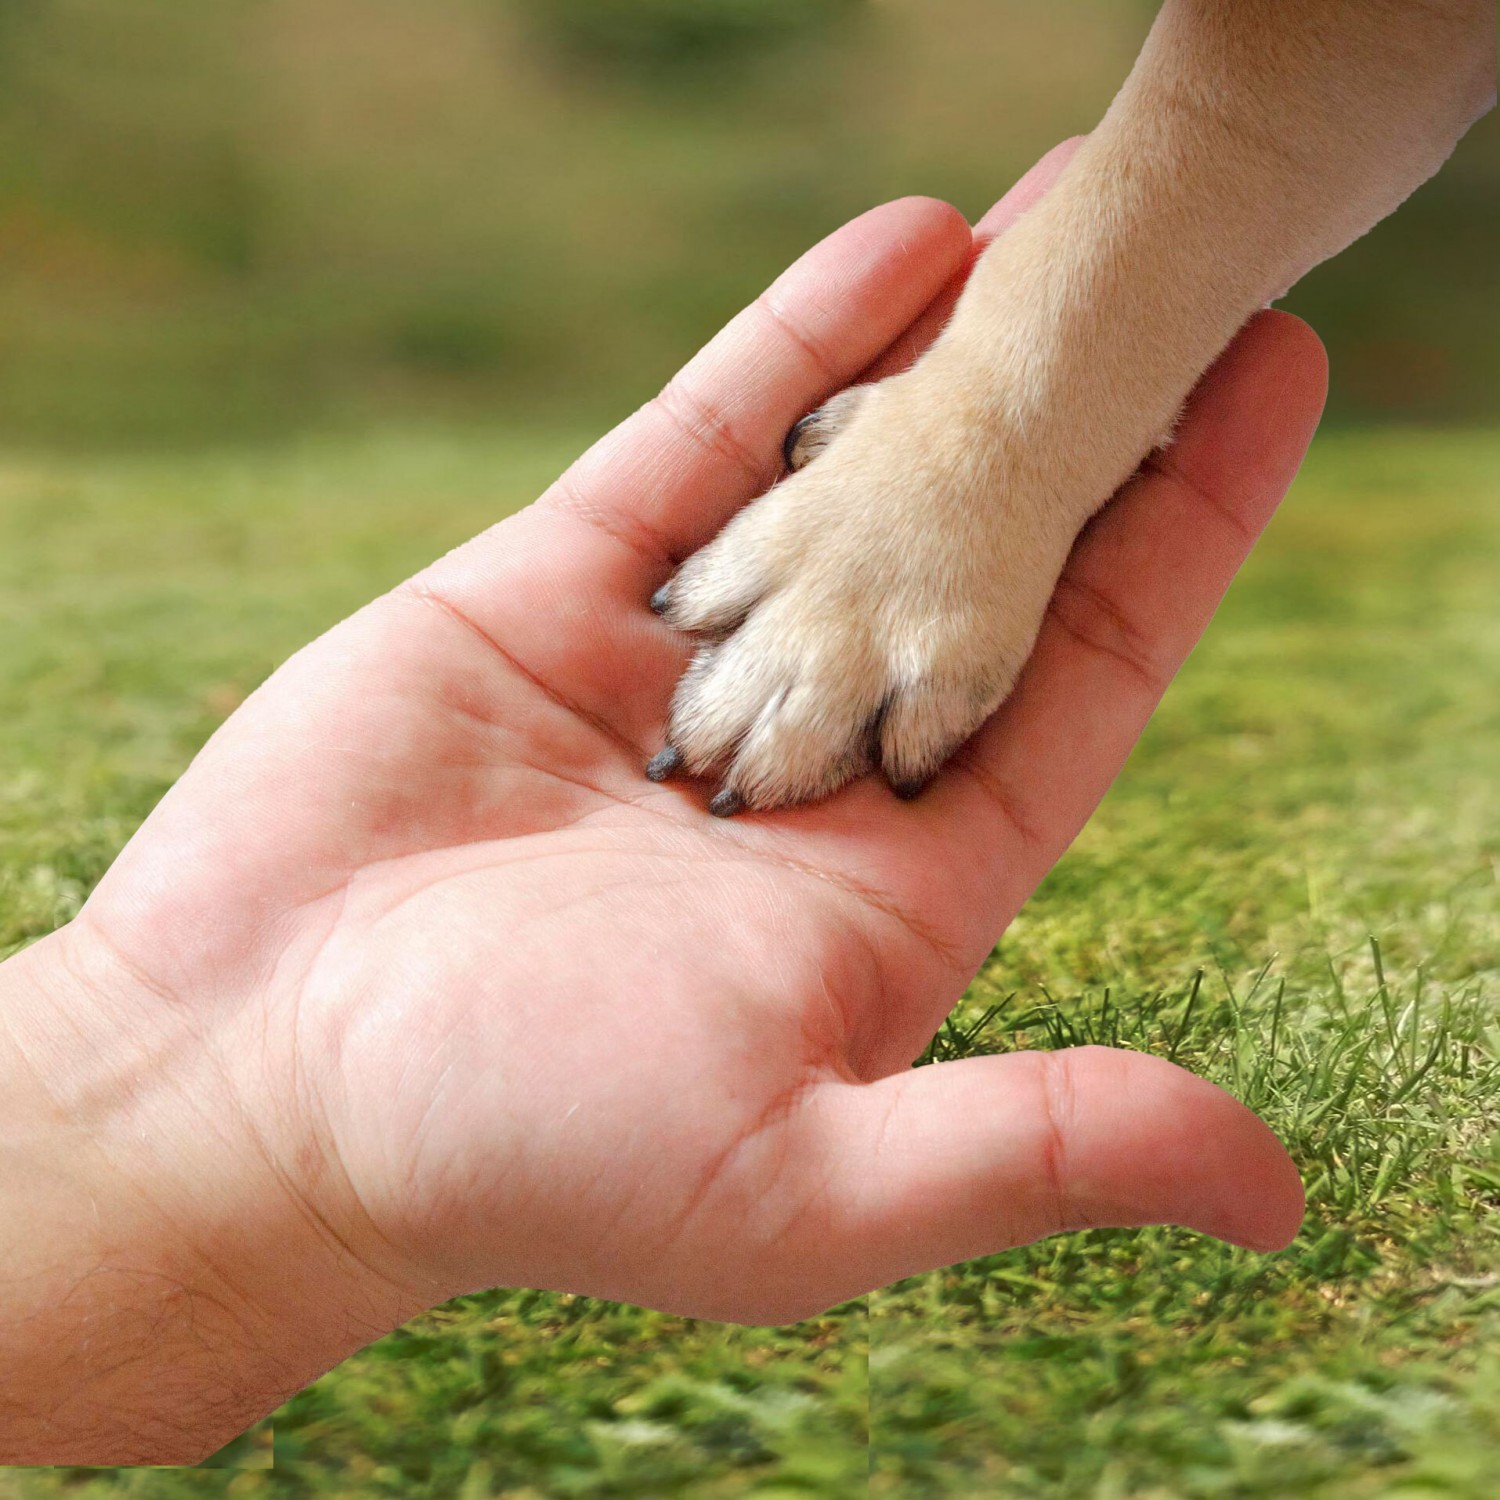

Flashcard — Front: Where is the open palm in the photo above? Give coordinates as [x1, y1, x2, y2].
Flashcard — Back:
[75, 146, 1320, 1331]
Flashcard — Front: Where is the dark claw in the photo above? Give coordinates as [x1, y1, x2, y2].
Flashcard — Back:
[890, 776, 929, 802]
[649, 583, 673, 617]
[708, 788, 745, 818]
[782, 413, 816, 471]
[645, 745, 683, 782]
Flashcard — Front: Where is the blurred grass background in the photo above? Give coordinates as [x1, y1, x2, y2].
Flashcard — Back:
[1, 2, 1497, 1495]
[0, 0, 1495, 450]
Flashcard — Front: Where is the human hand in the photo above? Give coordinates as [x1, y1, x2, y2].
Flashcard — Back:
[0, 141, 1322, 1462]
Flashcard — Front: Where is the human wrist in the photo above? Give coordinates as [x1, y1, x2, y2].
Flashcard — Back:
[0, 924, 431, 1465]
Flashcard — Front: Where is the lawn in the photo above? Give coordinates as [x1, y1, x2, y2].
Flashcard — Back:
[1, 424, 1497, 1497]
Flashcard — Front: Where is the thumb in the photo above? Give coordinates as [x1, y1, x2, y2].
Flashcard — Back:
[799, 1045, 1303, 1300]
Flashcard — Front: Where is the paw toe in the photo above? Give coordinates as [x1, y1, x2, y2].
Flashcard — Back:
[722, 675, 883, 810]
[661, 612, 890, 812]
[783, 385, 869, 472]
[877, 674, 1010, 798]
[667, 633, 783, 781]
[651, 503, 779, 636]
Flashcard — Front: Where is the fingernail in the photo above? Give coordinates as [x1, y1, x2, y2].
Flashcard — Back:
[645, 746, 683, 782]
[649, 583, 672, 616]
[709, 788, 745, 818]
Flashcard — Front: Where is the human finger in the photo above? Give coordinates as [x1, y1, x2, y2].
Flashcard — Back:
[780, 1044, 1303, 1309]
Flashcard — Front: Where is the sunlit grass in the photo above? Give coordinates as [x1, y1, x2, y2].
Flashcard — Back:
[2, 425, 1496, 1495]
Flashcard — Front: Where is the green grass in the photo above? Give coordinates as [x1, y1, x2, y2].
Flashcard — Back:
[1, 426, 1497, 1496]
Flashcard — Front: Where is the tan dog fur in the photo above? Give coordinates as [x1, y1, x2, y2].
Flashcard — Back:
[650, 0, 1496, 813]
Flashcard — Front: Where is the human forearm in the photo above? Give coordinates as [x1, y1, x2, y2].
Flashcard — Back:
[0, 926, 424, 1465]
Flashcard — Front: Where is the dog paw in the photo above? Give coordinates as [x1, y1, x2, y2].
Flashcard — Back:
[647, 372, 1081, 813]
